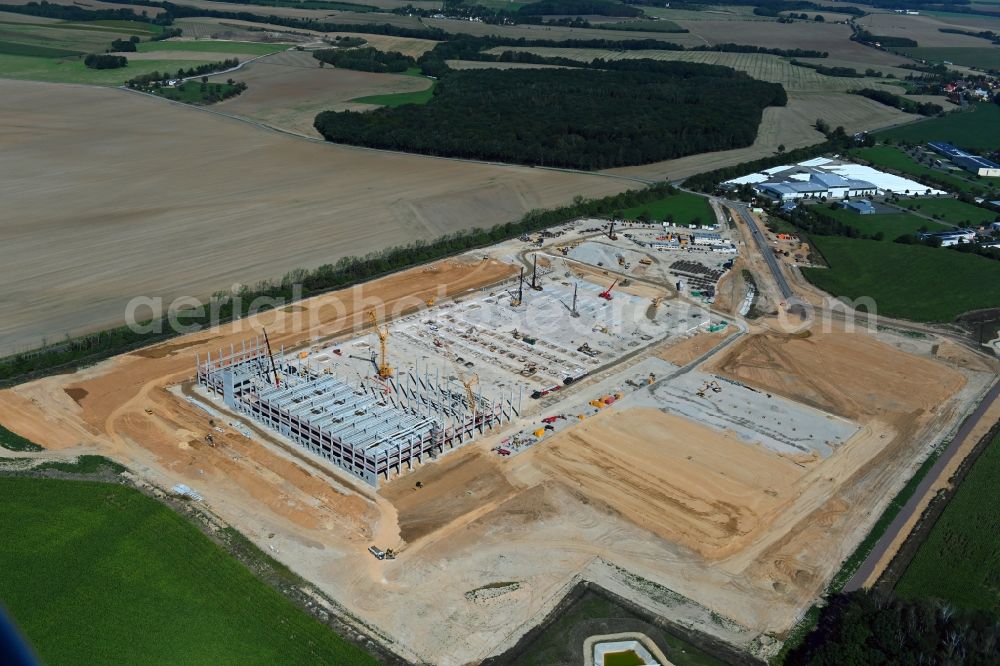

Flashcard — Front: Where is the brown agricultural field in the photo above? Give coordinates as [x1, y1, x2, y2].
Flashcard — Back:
[0, 79, 631, 355]
[0, 0, 165, 15]
[857, 12, 1000, 48]
[206, 49, 431, 136]
[679, 18, 913, 66]
[604, 91, 916, 182]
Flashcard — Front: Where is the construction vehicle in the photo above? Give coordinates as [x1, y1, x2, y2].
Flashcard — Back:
[639, 258, 652, 266]
[617, 254, 625, 267]
[368, 310, 393, 379]
[647, 373, 656, 385]
[599, 279, 617, 301]
[696, 380, 723, 398]
[607, 221, 618, 241]
[368, 546, 387, 560]
[533, 428, 546, 438]
[530, 254, 542, 291]
[541, 415, 561, 424]
[426, 296, 435, 307]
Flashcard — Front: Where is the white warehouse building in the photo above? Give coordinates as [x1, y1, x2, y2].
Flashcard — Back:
[725, 157, 946, 202]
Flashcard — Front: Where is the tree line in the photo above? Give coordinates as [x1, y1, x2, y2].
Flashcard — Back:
[313, 47, 414, 73]
[124, 58, 239, 88]
[854, 29, 919, 48]
[109, 37, 140, 52]
[0, 183, 678, 386]
[852, 88, 944, 116]
[84, 53, 128, 69]
[314, 64, 785, 170]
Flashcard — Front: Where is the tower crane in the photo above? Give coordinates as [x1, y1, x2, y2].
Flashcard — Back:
[442, 340, 479, 415]
[367, 310, 393, 379]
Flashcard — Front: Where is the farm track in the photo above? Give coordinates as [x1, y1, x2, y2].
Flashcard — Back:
[844, 378, 1000, 592]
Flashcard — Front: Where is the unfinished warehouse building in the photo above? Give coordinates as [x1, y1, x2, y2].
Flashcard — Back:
[196, 337, 521, 486]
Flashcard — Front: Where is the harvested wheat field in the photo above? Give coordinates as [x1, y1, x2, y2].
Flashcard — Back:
[0, 0, 165, 15]
[857, 12, 1000, 48]
[680, 18, 913, 66]
[605, 91, 915, 182]
[0, 79, 630, 355]
[206, 50, 432, 136]
[485, 47, 904, 93]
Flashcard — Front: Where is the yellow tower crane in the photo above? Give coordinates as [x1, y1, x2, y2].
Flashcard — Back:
[368, 310, 393, 379]
[460, 373, 479, 415]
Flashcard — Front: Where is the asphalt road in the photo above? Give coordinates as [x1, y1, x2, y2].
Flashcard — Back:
[726, 201, 793, 300]
[843, 378, 1000, 592]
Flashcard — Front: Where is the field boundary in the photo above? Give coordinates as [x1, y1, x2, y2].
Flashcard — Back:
[874, 417, 1000, 595]
[117, 84, 655, 184]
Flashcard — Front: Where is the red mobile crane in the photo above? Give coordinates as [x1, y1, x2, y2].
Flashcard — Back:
[599, 279, 617, 301]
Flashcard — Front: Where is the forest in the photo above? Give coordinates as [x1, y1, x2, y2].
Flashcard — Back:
[84, 54, 128, 69]
[853, 88, 944, 116]
[314, 64, 785, 169]
[785, 590, 1000, 665]
[313, 47, 414, 73]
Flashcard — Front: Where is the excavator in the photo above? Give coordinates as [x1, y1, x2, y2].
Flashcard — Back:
[368, 310, 393, 379]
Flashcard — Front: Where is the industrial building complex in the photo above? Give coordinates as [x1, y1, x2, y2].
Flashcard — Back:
[928, 142, 1000, 177]
[724, 156, 947, 201]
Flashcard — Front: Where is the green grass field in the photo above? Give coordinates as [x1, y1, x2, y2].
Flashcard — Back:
[820, 205, 950, 238]
[896, 432, 1000, 614]
[876, 103, 1000, 152]
[61, 20, 163, 36]
[0, 476, 377, 664]
[0, 53, 227, 85]
[802, 235, 1000, 321]
[0, 424, 42, 452]
[353, 74, 436, 107]
[899, 197, 999, 227]
[899, 46, 1000, 71]
[851, 145, 990, 194]
[620, 192, 714, 225]
[0, 40, 82, 57]
[137, 40, 290, 56]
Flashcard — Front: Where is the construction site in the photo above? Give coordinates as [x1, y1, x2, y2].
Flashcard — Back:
[2, 208, 996, 665]
[195, 220, 732, 486]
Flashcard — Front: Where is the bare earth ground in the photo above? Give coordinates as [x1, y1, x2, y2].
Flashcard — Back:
[206, 50, 432, 136]
[0, 240, 989, 664]
[0, 79, 631, 355]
